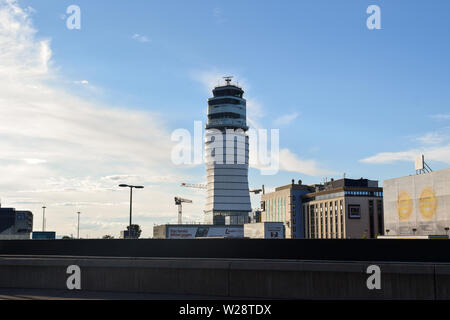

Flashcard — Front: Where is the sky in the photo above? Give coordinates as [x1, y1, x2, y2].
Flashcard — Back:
[0, 0, 449, 238]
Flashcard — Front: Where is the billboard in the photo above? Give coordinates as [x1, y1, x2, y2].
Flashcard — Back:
[383, 168, 450, 235]
[167, 225, 244, 239]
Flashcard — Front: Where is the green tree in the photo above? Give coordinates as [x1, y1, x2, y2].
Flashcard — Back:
[102, 235, 114, 239]
[127, 224, 142, 239]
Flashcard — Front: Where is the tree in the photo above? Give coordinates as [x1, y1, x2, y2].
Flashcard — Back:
[127, 224, 142, 239]
[102, 235, 114, 239]
[62, 236, 71, 240]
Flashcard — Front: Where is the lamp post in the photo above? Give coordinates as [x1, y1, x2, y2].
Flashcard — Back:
[77, 211, 81, 239]
[42, 206, 46, 232]
[119, 184, 144, 239]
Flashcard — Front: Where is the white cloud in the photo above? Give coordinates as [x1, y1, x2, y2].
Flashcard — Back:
[416, 132, 445, 145]
[361, 145, 450, 165]
[0, 0, 195, 237]
[274, 112, 299, 126]
[74, 80, 89, 85]
[430, 114, 450, 120]
[132, 33, 150, 43]
[279, 148, 335, 176]
[22, 158, 47, 165]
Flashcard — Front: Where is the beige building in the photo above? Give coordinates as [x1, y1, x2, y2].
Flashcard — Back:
[302, 178, 384, 239]
[383, 168, 450, 236]
[261, 180, 315, 239]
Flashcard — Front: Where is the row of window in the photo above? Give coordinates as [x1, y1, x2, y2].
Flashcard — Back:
[345, 191, 383, 197]
[264, 197, 288, 223]
[208, 98, 245, 106]
[208, 112, 244, 120]
[305, 200, 345, 239]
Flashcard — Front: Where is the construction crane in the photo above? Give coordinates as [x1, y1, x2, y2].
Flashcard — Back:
[174, 197, 192, 224]
[180, 183, 206, 189]
[181, 183, 265, 195]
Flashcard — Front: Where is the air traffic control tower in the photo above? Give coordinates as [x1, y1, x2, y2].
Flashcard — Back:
[204, 77, 252, 225]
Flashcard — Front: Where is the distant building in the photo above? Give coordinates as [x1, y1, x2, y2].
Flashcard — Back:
[249, 209, 262, 224]
[32, 231, 56, 240]
[261, 180, 315, 238]
[383, 168, 450, 236]
[244, 222, 285, 239]
[0, 207, 33, 240]
[302, 178, 384, 239]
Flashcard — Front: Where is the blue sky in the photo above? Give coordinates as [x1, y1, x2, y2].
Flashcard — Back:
[1, 0, 450, 237]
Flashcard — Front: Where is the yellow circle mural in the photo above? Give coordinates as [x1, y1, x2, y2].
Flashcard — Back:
[397, 191, 413, 221]
[419, 186, 437, 220]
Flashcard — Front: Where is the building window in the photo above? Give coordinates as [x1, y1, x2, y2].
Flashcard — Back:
[348, 205, 361, 219]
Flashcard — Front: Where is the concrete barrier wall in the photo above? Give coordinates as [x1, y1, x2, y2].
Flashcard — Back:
[0, 256, 449, 300]
[2, 239, 450, 263]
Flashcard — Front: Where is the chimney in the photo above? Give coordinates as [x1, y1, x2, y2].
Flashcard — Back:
[292, 179, 295, 185]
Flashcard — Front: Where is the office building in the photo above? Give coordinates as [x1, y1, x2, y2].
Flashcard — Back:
[0, 207, 33, 240]
[302, 178, 384, 239]
[204, 77, 251, 225]
[261, 180, 314, 238]
[383, 168, 450, 236]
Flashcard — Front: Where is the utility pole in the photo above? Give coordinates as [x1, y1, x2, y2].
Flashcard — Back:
[42, 206, 46, 232]
[77, 211, 81, 239]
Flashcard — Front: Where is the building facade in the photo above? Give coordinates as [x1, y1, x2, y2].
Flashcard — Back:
[261, 180, 314, 238]
[302, 178, 384, 239]
[204, 78, 251, 225]
[0, 207, 33, 240]
[383, 168, 450, 236]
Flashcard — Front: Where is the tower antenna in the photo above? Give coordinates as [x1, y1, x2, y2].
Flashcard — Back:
[223, 76, 233, 86]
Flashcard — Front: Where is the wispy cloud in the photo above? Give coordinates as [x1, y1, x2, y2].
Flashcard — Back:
[132, 33, 150, 43]
[430, 113, 450, 120]
[274, 112, 299, 126]
[0, 0, 193, 237]
[361, 145, 450, 165]
[362, 128, 450, 165]
[416, 132, 445, 145]
[73, 79, 89, 85]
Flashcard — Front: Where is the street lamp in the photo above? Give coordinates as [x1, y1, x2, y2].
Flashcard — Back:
[42, 206, 46, 232]
[119, 184, 144, 239]
[77, 211, 81, 239]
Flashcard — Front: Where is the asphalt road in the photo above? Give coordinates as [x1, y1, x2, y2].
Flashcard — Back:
[0, 288, 235, 300]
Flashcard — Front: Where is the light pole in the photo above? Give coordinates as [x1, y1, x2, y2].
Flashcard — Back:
[77, 211, 81, 239]
[119, 184, 144, 239]
[42, 206, 46, 232]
